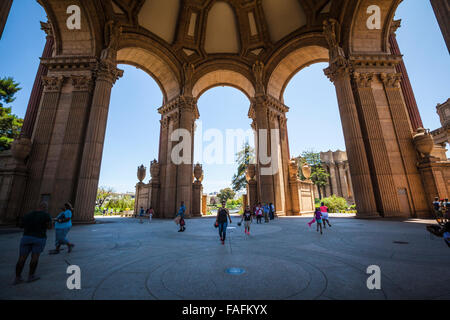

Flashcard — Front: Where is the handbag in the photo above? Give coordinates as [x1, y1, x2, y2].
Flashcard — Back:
[214, 221, 219, 228]
[180, 218, 185, 226]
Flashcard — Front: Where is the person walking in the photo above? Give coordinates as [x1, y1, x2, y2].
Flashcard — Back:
[14, 202, 52, 284]
[269, 203, 275, 220]
[177, 201, 186, 232]
[139, 207, 145, 223]
[216, 201, 232, 245]
[320, 202, 331, 228]
[49, 203, 75, 255]
[240, 205, 253, 235]
[255, 203, 263, 224]
[263, 203, 270, 223]
[314, 208, 323, 235]
[147, 207, 154, 223]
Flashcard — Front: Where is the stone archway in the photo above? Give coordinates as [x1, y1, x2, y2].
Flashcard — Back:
[1, 0, 448, 225]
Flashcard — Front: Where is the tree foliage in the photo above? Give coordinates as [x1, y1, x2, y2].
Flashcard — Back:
[96, 186, 114, 208]
[217, 187, 236, 204]
[0, 77, 23, 151]
[231, 142, 255, 192]
[319, 195, 349, 213]
[296, 150, 330, 199]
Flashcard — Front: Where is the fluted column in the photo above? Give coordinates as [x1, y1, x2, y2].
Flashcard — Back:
[389, 21, 423, 131]
[158, 96, 198, 218]
[74, 62, 123, 223]
[336, 162, 349, 200]
[352, 72, 400, 215]
[430, 0, 450, 54]
[323, 19, 378, 217]
[380, 72, 429, 217]
[21, 22, 54, 138]
[22, 75, 64, 216]
[250, 96, 275, 205]
[0, 0, 12, 40]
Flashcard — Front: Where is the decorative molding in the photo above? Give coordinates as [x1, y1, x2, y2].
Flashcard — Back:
[158, 95, 199, 119]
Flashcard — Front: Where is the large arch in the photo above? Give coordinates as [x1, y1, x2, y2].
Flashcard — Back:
[266, 45, 329, 101]
[117, 47, 180, 103]
[192, 69, 255, 100]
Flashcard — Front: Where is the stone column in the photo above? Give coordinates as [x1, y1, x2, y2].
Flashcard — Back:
[336, 162, 349, 200]
[192, 164, 203, 217]
[380, 72, 429, 217]
[21, 75, 64, 216]
[288, 160, 300, 215]
[202, 194, 207, 215]
[352, 72, 400, 215]
[21, 22, 54, 138]
[430, 0, 450, 54]
[0, 0, 12, 39]
[389, 21, 423, 131]
[323, 19, 378, 217]
[74, 61, 123, 223]
[246, 164, 258, 208]
[158, 96, 199, 218]
[328, 161, 338, 196]
[250, 95, 275, 206]
[149, 160, 161, 217]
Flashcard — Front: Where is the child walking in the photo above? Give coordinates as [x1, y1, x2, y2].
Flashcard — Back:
[314, 208, 323, 234]
[240, 206, 253, 235]
[320, 202, 331, 228]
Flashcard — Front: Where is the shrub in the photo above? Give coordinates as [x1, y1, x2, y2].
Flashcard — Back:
[320, 195, 348, 213]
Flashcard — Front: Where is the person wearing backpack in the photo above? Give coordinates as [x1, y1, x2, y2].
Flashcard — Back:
[49, 203, 74, 254]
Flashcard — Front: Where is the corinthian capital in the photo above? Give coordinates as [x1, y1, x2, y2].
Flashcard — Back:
[380, 72, 402, 88]
[42, 76, 64, 92]
[71, 75, 94, 92]
[95, 60, 124, 84]
[353, 72, 374, 88]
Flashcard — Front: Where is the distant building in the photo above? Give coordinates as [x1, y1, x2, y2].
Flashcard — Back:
[319, 150, 354, 204]
[431, 98, 450, 160]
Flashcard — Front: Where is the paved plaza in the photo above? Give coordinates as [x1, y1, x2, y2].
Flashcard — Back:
[0, 215, 449, 300]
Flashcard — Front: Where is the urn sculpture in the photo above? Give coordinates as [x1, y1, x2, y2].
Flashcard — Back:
[194, 163, 203, 182]
[11, 137, 32, 161]
[413, 128, 434, 157]
[150, 160, 160, 181]
[246, 164, 256, 182]
[137, 165, 146, 182]
[302, 163, 312, 180]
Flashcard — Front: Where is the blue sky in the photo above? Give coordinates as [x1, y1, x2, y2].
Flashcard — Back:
[0, 0, 448, 194]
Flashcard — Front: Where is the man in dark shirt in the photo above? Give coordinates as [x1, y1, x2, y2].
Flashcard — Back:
[14, 202, 52, 285]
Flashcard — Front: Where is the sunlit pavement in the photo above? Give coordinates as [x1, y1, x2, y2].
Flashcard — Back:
[0, 215, 449, 300]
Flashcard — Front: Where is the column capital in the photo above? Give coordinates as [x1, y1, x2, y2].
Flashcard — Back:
[40, 21, 54, 38]
[380, 72, 402, 88]
[41, 75, 64, 93]
[70, 75, 94, 92]
[159, 95, 199, 116]
[352, 72, 374, 88]
[249, 94, 289, 120]
[95, 60, 124, 84]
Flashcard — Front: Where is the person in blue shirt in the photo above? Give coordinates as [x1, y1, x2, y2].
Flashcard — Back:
[263, 203, 270, 223]
[49, 203, 74, 254]
[177, 201, 186, 232]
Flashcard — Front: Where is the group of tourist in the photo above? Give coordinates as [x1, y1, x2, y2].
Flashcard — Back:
[139, 207, 154, 224]
[307, 203, 332, 235]
[13, 202, 74, 285]
[432, 197, 450, 222]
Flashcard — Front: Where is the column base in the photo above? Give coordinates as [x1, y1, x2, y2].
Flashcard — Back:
[73, 219, 96, 225]
[355, 212, 381, 219]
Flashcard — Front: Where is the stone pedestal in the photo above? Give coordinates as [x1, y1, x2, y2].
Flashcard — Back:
[202, 194, 207, 215]
[247, 180, 258, 208]
[0, 151, 28, 225]
[192, 181, 202, 217]
[417, 157, 450, 217]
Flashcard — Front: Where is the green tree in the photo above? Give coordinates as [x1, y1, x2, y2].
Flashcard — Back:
[231, 142, 255, 192]
[296, 150, 330, 199]
[0, 77, 23, 151]
[96, 186, 114, 209]
[217, 187, 236, 204]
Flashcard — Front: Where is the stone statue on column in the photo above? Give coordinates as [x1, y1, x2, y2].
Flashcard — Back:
[191, 163, 203, 217]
